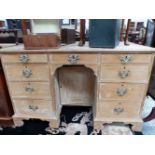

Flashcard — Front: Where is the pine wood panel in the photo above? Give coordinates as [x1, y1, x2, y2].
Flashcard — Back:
[100, 64, 150, 83]
[49, 54, 98, 64]
[98, 83, 146, 102]
[3, 64, 49, 81]
[2, 54, 48, 63]
[96, 100, 141, 118]
[101, 54, 152, 64]
[13, 99, 53, 117]
[9, 82, 52, 99]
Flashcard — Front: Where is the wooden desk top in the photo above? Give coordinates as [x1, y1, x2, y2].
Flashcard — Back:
[0, 42, 155, 54]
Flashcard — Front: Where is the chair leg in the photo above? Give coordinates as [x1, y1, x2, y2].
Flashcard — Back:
[14, 30, 19, 45]
[124, 19, 131, 45]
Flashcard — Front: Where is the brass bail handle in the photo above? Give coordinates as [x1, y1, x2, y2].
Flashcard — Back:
[118, 68, 130, 78]
[22, 66, 32, 78]
[19, 54, 30, 63]
[120, 55, 133, 64]
[117, 85, 127, 96]
[25, 83, 34, 93]
[67, 55, 80, 64]
[28, 105, 38, 111]
[113, 107, 124, 114]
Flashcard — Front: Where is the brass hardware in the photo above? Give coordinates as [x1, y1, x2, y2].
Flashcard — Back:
[116, 85, 127, 96]
[113, 107, 124, 114]
[118, 68, 130, 78]
[19, 54, 30, 63]
[120, 55, 132, 64]
[67, 55, 80, 64]
[25, 83, 34, 93]
[28, 105, 38, 111]
[22, 67, 32, 78]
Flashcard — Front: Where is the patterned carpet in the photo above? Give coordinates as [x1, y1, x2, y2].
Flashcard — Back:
[0, 96, 155, 135]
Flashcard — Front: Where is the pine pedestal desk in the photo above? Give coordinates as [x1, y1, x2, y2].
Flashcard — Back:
[0, 42, 155, 131]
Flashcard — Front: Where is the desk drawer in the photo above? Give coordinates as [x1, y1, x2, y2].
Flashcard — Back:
[98, 83, 146, 102]
[13, 99, 53, 117]
[96, 100, 141, 118]
[101, 54, 151, 64]
[2, 54, 48, 63]
[100, 64, 150, 83]
[9, 82, 52, 99]
[49, 54, 98, 64]
[4, 64, 49, 81]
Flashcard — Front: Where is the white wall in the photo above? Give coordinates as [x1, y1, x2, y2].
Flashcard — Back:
[31, 19, 60, 34]
[0, 19, 8, 29]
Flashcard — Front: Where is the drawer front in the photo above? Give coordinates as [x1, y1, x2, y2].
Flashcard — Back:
[13, 99, 53, 117]
[4, 64, 49, 81]
[98, 83, 146, 102]
[101, 54, 152, 64]
[100, 64, 150, 83]
[96, 100, 141, 118]
[49, 54, 98, 64]
[9, 82, 52, 99]
[2, 54, 48, 63]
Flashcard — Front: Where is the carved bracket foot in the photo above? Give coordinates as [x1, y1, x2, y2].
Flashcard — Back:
[94, 121, 106, 130]
[49, 120, 60, 129]
[13, 119, 24, 127]
[131, 122, 143, 132]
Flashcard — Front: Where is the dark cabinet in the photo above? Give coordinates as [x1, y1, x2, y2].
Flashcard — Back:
[148, 59, 155, 98]
[61, 29, 76, 44]
[0, 61, 14, 127]
[89, 19, 121, 48]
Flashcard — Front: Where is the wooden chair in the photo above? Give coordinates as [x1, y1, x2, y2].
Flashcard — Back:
[78, 19, 85, 46]
[119, 19, 132, 45]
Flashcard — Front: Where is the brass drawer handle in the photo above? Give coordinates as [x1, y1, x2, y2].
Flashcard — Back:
[28, 105, 38, 111]
[67, 54, 80, 64]
[116, 85, 127, 96]
[120, 55, 133, 64]
[19, 54, 30, 63]
[113, 107, 124, 114]
[118, 68, 130, 78]
[25, 83, 34, 93]
[22, 66, 32, 78]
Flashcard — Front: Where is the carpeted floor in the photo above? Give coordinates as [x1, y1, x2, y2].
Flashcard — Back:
[0, 96, 155, 135]
[0, 106, 141, 135]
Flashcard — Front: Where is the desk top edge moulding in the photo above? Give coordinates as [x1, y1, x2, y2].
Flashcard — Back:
[0, 42, 155, 53]
[0, 42, 155, 131]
